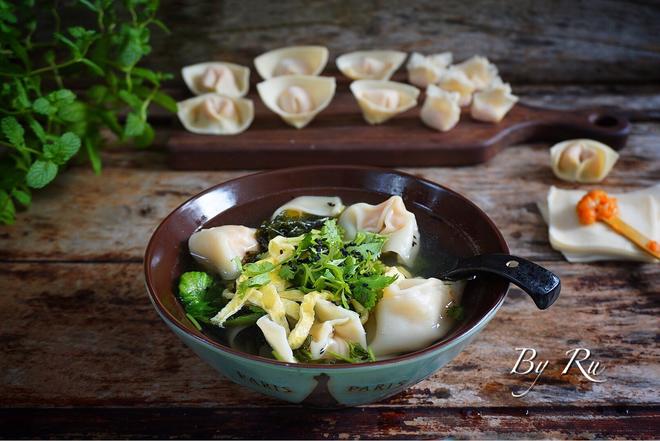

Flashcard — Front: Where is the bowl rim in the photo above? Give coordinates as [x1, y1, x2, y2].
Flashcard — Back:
[144, 165, 510, 369]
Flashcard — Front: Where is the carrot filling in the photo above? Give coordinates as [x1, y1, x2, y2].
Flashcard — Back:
[576, 190, 618, 225]
[647, 240, 660, 253]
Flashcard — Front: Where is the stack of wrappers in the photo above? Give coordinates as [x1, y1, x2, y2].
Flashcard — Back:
[538, 185, 660, 263]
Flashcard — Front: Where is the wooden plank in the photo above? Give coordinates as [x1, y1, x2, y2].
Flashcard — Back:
[1, 261, 657, 408]
[145, 0, 660, 84]
[165, 99, 631, 170]
[0, 407, 657, 439]
[1, 122, 657, 262]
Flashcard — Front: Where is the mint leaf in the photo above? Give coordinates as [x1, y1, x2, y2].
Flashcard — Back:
[58, 132, 81, 160]
[0, 190, 16, 225]
[26, 160, 58, 189]
[27, 118, 46, 142]
[152, 91, 178, 113]
[57, 101, 86, 122]
[1, 116, 25, 147]
[11, 189, 31, 206]
[48, 89, 76, 105]
[32, 97, 56, 116]
[124, 112, 145, 137]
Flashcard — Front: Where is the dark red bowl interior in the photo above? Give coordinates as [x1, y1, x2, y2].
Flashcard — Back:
[144, 165, 510, 368]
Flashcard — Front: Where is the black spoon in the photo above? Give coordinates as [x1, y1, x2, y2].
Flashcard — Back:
[435, 253, 561, 310]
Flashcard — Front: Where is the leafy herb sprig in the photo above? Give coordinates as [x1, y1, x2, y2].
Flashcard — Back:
[278, 219, 397, 311]
[0, 0, 176, 224]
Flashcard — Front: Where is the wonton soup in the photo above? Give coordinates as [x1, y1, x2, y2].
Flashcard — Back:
[177, 195, 465, 364]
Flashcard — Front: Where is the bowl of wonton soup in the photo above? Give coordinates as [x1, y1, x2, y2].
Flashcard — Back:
[145, 165, 510, 407]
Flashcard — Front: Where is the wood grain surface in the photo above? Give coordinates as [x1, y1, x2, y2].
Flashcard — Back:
[147, 0, 660, 84]
[1, 85, 659, 436]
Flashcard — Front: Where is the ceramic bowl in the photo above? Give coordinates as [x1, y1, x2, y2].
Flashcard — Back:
[144, 166, 510, 407]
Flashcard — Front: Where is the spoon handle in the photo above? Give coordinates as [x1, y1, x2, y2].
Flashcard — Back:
[443, 254, 561, 310]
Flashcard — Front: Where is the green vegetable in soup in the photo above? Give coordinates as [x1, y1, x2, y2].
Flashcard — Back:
[178, 271, 226, 323]
[327, 342, 376, 364]
[278, 219, 397, 311]
[256, 212, 329, 250]
[446, 305, 465, 320]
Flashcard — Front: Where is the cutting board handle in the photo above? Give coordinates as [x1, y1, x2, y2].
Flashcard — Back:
[522, 105, 630, 149]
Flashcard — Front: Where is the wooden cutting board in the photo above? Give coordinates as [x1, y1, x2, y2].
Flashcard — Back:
[166, 85, 630, 170]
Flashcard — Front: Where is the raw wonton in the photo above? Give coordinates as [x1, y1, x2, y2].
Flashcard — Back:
[406, 52, 453, 87]
[420, 84, 461, 132]
[339, 195, 420, 266]
[181, 62, 250, 97]
[188, 225, 259, 279]
[177, 93, 254, 135]
[470, 81, 518, 123]
[254, 46, 329, 79]
[336, 50, 407, 80]
[437, 67, 476, 106]
[368, 277, 465, 356]
[549, 139, 619, 183]
[257, 75, 336, 128]
[272, 196, 345, 218]
[309, 299, 367, 360]
[350, 80, 420, 124]
[455, 55, 499, 90]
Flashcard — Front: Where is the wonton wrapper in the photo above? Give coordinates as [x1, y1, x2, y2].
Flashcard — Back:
[181, 62, 250, 97]
[539, 185, 659, 263]
[406, 52, 453, 88]
[339, 195, 420, 266]
[257, 315, 297, 363]
[455, 55, 499, 90]
[272, 196, 345, 218]
[254, 46, 329, 80]
[336, 50, 407, 80]
[350, 80, 420, 124]
[309, 299, 367, 360]
[437, 67, 476, 106]
[257, 75, 336, 129]
[470, 81, 518, 123]
[549, 139, 619, 183]
[420, 84, 461, 132]
[368, 277, 465, 356]
[188, 225, 259, 279]
[177, 93, 254, 135]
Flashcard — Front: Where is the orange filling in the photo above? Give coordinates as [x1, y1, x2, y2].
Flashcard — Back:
[576, 190, 618, 225]
[648, 240, 660, 253]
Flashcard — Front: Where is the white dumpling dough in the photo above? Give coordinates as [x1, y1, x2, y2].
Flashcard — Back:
[177, 94, 254, 135]
[339, 196, 420, 266]
[455, 55, 499, 90]
[309, 299, 367, 360]
[188, 225, 259, 280]
[257, 315, 297, 363]
[368, 277, 465, 356]
[361, 89, 400, 110]
[197, 65, 240, 96]
[549, 139, 619, 183]
[406, 52, 453, 87]
[272, 196, 345, 219]
[437, 67, 476, 106]
[277, 86, 314, 114]
[273, 57, 311, 76]
[470, 81, 518, 123]
[541, 185, 659, 263]
[420, 85, 461, 132]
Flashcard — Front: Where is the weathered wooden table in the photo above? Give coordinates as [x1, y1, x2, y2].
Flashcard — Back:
[1, 2, 659, 439]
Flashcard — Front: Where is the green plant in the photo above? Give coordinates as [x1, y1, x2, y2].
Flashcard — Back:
[0, 0, 176, 224]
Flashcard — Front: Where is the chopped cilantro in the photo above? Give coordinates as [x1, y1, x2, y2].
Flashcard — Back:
[327, 342, 376, 363]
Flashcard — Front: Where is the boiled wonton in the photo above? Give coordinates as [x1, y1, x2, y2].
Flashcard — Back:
[272, 196, 345, 218]
[339, 195, 420, 266]
[188, 225, 259, 280]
